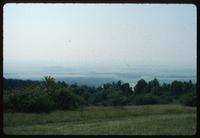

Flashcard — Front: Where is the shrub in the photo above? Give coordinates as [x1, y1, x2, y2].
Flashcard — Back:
[52, 87, 86, 110]
[132, 94, 160, 105]
[157, 95, 173, 104]
[4, 87, 55, 113]
[179, 91, 196, 106]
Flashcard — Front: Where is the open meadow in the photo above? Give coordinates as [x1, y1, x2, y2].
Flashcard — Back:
[4, 104, 196, 135]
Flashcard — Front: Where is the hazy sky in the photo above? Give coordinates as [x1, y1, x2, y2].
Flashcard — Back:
[3, 4, 196, 72]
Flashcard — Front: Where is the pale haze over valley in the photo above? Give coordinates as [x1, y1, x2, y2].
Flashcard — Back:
[3, 4, 196, 85]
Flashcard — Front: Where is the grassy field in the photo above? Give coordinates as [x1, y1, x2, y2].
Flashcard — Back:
[4, 104, 196, 135]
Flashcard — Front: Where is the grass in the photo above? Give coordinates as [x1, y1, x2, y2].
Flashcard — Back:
[3, 104, 196, 135]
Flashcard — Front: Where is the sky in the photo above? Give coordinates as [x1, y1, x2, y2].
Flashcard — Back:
[3, 4, 197, 73]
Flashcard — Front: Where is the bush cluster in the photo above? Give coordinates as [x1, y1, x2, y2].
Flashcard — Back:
[3, 76, 196, 113]
[179, 91, 196, 106]
[4, 77, 86, 112]
[4, 87, 55, 112]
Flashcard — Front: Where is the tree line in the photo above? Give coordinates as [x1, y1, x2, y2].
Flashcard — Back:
[3, 76, 196, 112]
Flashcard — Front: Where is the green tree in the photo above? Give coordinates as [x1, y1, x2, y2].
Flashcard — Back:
[146, 78, 160, 93]
[41, 76, 57, 96]
[171, 81, 184, 97]
[134, 79, 148, 95]
[120, 83, 133, 96]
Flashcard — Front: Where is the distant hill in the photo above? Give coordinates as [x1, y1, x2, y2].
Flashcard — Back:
[3, 77, 40, 90]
